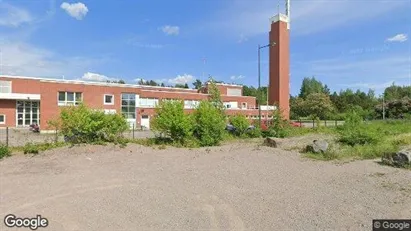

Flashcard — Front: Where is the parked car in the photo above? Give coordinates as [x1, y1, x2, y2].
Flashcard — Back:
[290, 121, 303, 127]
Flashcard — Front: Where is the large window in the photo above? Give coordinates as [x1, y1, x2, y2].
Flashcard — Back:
[184, 100, 199, 109]
[121, 93, 136, 119]
[140, 98, 159, 108]
[58, 92, 82, 106]
[0, 81, 11, 93]
[16, 101, 40, 126]
[0, 115, 5, 124]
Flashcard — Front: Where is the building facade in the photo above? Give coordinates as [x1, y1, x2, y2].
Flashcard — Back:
[0, 76, 275, 130]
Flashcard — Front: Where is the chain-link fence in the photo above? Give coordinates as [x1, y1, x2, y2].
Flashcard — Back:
[0, 126, 155, 147]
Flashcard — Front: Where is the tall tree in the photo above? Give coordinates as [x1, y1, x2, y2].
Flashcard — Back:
[299, 77, 326, 99]
[192, 79, 203, 89]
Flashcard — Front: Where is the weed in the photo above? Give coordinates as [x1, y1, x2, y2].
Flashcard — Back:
[0, 144, 11, 159]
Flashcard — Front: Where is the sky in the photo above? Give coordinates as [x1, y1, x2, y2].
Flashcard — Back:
[0, 0, 410, 96]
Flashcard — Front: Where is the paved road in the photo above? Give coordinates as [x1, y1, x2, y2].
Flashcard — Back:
[1, 142, 410, 230]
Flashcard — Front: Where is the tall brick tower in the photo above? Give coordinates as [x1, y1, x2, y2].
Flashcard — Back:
[268, 0, 290, 120]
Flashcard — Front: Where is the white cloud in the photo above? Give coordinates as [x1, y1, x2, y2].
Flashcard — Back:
[230, 75, 245, 80]
[168, 74, 194, 84]
[208, 0, 410, 37]
[0, 41, 109, 78]
[132, 43, 164, 49]
[160, 25, 180, 36]
[81, 72, 117, 82]
[0, 3, 32, 27]
[60, 2, 88, 20]
[386, 33, 408, 42]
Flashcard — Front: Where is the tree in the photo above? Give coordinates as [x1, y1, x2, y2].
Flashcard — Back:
[299, 77, 326, 99]
[175, 84, 186, 88]
[192, 101, 226, 146]
[192, 79, 203, 89]
[207, 78, 225, 112]
[151, 101, 193, 144]
[184, 83, 189, 89]
[302, 93, 334, 120]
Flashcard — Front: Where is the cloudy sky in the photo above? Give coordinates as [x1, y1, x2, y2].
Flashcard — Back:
[0, 0, 410, 95]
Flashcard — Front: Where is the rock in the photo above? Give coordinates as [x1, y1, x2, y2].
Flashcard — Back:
[382, 149, 410, 167]
[311, 140, 329, 153]
[393, 149, 411, 166]
[264, 137, 277, 148]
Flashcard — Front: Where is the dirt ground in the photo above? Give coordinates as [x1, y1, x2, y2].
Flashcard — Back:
[1, 139, 410, 231]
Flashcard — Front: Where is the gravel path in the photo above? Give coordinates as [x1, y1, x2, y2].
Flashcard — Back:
[1, 141, 410, 231]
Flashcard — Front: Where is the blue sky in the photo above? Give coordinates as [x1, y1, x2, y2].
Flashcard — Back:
[0, 0, 410, 95]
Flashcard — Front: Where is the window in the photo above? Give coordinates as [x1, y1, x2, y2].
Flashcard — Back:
[242, 102, 247, 109]
[0, 81, 11, 93]
[0, 115, 5, 124]
[104, 94, 114, 105]
[58, 92, 82, 106]
[184, 100, 199, 109]
[140, 98, 159, 108]
[121, 93, 136, 119]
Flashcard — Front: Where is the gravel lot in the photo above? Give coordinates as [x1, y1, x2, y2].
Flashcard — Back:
[1, 140, 410, 231]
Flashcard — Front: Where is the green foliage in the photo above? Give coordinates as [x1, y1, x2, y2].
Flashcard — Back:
[207, 78, 225, 113]
[192, 79, 203, 89]
[193, 101, 226, 146]
[0, 145, 11, 159]
[230, 114, 250, 137]
[299, 77, 328, 99]
[58, 104, 128, 144]
[265, 108, 290, 138]
[151, 101, 193, 145]
[23, 142, 39, 154]
[337, 111, 380, 146]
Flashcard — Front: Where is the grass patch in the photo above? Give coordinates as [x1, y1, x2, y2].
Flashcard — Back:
[11, 142, 67, 154]
[301, 119, 411, 167]
[0, 144, 11, 159]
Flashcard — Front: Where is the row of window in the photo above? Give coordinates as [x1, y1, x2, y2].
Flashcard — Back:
[55, 92, 251, 110]
[0, 81, 11, 94]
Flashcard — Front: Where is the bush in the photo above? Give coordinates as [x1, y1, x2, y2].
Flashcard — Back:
[230, 114, 250, 137]
[0, 145, 11, 159]
[59, 104, 128, 144]
[23, 142, 39, 154]
[337, 111, 380, 146]
[247, 127, 262, 138]
[193, 101, 226, 146]
[151, 101, 193, 145]
[264, 109, 290, 138]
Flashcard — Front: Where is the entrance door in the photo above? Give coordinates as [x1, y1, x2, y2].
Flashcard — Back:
[141, 115, 150, 129]
[16, 101, 40, 127]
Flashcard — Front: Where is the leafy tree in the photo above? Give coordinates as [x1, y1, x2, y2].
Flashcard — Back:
[192, 101, 226, 146]
[302, 93, 334, 120]
[160, 83, 165, 87]
[151, 101, 193, 144]
[230, 114, 250, 137]
[193, 79, 203, 89]
[299, 77, 326, 99]
[207, 78, 225, 113]
[184, 83, 189, 89]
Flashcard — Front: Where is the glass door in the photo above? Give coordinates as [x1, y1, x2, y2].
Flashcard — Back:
[16, 101, 40, 127]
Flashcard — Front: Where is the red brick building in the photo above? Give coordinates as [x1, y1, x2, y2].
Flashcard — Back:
[0, 75, 276, 130]
[0, 5, 291, 130]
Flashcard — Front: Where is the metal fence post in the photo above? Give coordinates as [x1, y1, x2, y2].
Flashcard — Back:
[55, 128, 58, 143]
[6, 127, 9, 147]
[335, 120, 337, 127]
[312, 119, 315, 128]
[133, 123, 135, 139]
[325, 120, 327, 127]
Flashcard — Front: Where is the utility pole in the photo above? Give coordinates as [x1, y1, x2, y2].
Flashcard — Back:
[382, 93, 386, 120]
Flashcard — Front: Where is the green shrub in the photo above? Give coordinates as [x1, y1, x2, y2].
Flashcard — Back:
[247, 127, 262, 138]
[59, 104, 128, 144]
[151, 101, 193, 145]
[23, 142, 39, 154]
[337, 111, 380, 146]
[0, 145, 11, 159]
[230, 114, 250, 137]
[265, 108, 290, 138]
[193, 101, 226, 146]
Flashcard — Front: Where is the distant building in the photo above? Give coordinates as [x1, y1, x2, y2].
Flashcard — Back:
[0, 75, 275, 130]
